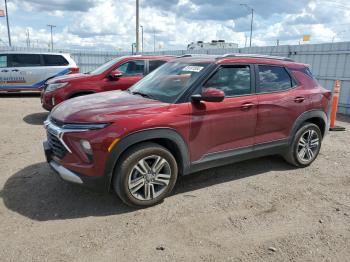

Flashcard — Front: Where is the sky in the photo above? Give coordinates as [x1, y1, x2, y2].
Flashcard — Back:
[0, 0, 349, 51]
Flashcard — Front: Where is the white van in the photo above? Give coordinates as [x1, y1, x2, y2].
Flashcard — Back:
[0, 51, 78, 92]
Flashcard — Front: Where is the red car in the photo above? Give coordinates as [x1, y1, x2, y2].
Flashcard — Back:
[41, 55, 174, 110]
[43, 54, 331, 207]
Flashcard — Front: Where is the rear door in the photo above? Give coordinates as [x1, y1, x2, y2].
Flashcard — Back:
[148, 60, 167, 74]
[41, 54, 71, 81]
[6, 53, 43, 90]
[102, 60, 145, 91]
[255, 64, 309, 144]
[189, 64, 258, 161]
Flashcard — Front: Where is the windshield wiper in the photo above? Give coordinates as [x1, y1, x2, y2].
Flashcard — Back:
[131, 91, 154, 100]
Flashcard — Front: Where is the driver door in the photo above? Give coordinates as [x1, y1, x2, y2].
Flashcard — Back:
[189, 65, 258, 162]
[102, 60, 145, 91]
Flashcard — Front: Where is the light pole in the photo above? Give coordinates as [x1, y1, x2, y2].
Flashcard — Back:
[153, 28, 156, 53]
[4, 0, 11, 47]
[140, 25, 144, 53]
[240, 4, 254, 47]
[47, 24, 56, 51]
[136, 0, 140, 53]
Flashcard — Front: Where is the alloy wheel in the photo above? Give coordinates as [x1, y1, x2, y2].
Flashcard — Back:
[297, 129, 320, 163]
[128, 155, 172, 201]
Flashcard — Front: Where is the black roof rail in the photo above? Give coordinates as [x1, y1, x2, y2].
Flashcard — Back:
[220, 53, 294, 62]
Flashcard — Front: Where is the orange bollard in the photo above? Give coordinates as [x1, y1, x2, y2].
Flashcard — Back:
[329, 80, 345, 131]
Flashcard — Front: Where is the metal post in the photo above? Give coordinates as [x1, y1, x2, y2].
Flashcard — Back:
[136, 0, 140, 53]
[250, 8, 254, 47]
[4, 0, 11, 47]
[140, 25, 144, 53]
[153, 28, 156, 53]
[47, 24, 56, 51]
[240, 4, 254, 47]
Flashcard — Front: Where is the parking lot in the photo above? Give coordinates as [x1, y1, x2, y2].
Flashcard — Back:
[0, 93, 349, 262]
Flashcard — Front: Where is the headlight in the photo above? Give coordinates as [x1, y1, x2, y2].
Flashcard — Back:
[45, 82, 68, 92]
[62, 123, 110, 130]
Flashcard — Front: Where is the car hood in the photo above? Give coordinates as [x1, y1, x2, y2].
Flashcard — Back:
[47, 73, 94, 84]
[50, 91, 169, 123]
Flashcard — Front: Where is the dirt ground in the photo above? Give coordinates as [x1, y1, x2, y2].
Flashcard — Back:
[0, 93, 349, 262]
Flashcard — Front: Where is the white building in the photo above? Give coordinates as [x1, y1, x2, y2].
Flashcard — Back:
[187, 40, 239, 50]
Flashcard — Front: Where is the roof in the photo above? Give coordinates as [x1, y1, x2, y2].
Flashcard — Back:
[174, 53, 307, 67]
[0, 50, 70, 56]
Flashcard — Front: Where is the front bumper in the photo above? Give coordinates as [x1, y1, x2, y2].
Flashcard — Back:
[43, 141, 108, 192]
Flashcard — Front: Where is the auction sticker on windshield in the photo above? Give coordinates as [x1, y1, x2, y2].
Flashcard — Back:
[182, 66, 204, 73]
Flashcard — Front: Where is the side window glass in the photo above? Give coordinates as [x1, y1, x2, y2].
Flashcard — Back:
[258, 65, 292, 93]
[149, 60, 166, 73]
[11, 54, 41, 67]
[43, 55, 69, 66]
[0, 55, 7, 68]
[204, 65, 251, 96]
[117, 60, 145, 76]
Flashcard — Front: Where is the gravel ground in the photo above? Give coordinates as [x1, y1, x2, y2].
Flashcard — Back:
[0, 93, 350, 262]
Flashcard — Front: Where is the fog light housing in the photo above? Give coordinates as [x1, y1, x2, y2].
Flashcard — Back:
[80, 140, 92, 155]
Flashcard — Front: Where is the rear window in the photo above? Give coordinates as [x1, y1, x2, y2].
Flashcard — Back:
[11, 54, 41, 67]
[43, 55, 69, 66]
[0, 55, 7, 68]
[149, 60, 166, 73]
[258, 65, 293, 93]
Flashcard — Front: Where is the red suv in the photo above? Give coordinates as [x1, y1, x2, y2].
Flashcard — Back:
[43, 54, 331, 207]
[41, 55, 174, 110]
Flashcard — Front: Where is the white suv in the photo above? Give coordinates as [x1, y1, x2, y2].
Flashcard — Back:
[0, 51, 78, 92]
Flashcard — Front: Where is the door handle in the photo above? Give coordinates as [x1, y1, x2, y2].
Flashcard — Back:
[241, 102, 255, 110]
[294, 97, 305, 103]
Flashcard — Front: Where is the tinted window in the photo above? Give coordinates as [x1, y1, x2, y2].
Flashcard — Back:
[204, 65, 251, 96]
[117, 60, 145, 76]
[43, 55, 69, 66]
[258, 65, 292, 93]
[149, 60, 166, 73]
[11, 54, 41, 67]
[0, 55, 7, 68]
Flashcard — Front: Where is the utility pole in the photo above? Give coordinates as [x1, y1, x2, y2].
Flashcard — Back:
[153, 28, 156, 52]
[4, 0, 11, 47]
[26, 29, 30, 48]
[240, 4, 254, 47]
[140, 25, 144, 53]
[136, 0, 140, 53]
[47, 24, 56, 51]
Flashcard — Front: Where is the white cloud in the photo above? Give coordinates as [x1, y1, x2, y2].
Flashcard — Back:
[1, 0, 349, 50]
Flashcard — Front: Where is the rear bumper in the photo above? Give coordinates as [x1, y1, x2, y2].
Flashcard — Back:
[43, 141, 109, 192]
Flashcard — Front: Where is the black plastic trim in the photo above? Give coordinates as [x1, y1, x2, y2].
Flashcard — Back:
[189, 139, 289, 174]
[104, 128, 190, 190]
[289, 109, 328, 139]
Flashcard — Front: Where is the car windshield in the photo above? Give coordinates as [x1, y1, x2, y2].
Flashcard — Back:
[129, 62, 209, 103]
[88, 57, 124, 75]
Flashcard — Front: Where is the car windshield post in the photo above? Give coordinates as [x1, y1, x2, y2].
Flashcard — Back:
[129, 62, 209, 103]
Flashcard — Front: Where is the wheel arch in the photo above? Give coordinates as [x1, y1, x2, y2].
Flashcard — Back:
[104, 128, 190, 190]
[290, 110, 328, 139]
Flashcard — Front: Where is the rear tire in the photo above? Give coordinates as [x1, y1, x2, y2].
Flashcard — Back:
[284, 123, 322, 167]
[113, 142, 178, 207]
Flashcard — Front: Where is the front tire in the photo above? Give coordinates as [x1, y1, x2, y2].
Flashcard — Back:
[284, 123, 322, 167]
[113, 143, 178, 207]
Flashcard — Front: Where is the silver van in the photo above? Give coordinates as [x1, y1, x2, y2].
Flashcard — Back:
[0, 51, 78, 92]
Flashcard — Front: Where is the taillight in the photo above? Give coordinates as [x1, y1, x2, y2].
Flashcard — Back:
[323, 90, 332, 100]
[69, 67, 80, 74]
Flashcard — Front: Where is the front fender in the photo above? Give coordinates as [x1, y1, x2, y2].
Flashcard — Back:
[104, 128, 190, 190]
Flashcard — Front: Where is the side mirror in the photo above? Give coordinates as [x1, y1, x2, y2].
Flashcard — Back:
[108, 70, 123, 80]
[191, 88, 225, 103]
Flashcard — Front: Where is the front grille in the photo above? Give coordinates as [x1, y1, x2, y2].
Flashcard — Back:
[47, 131, 67, 159]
